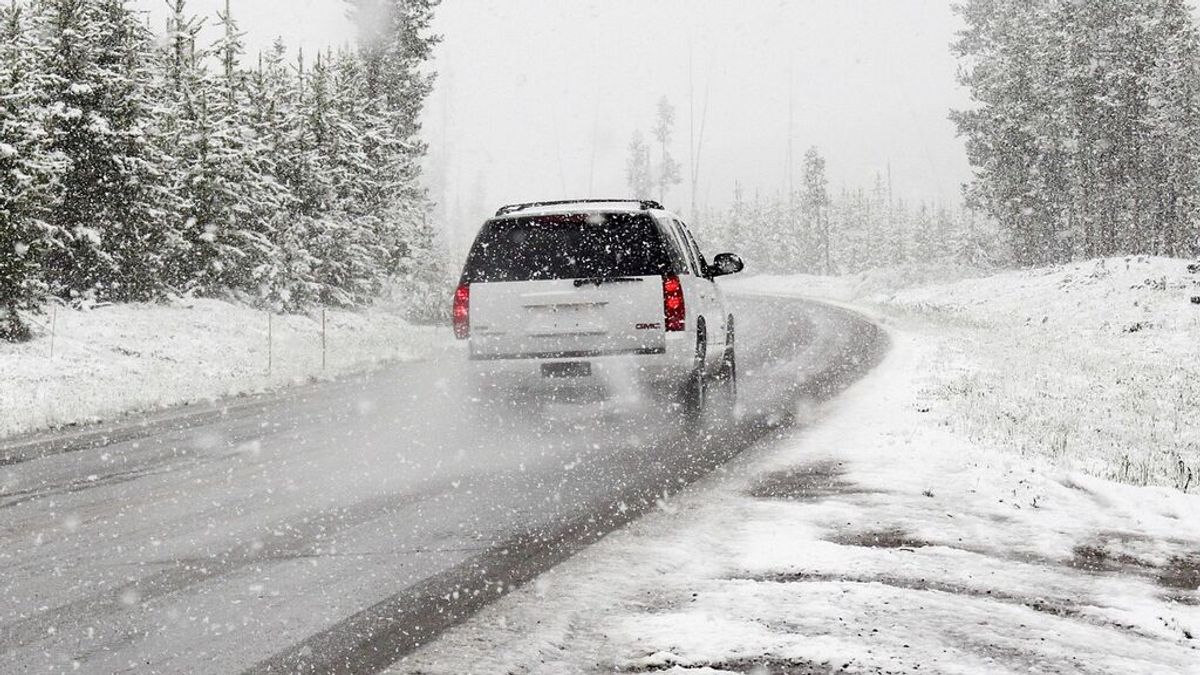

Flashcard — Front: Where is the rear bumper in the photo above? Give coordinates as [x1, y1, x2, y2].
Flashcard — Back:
[469, 346, 665, 361]
[463, 333, 693, 395]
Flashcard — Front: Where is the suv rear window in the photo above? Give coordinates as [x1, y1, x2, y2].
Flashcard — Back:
[461, 213, 673, 283]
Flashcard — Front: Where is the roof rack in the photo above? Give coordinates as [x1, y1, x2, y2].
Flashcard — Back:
[494, 199, 665, 217]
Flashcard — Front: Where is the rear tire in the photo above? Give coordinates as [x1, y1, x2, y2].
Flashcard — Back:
[717, 316, 738, 408]
[682, 322, 708, 423]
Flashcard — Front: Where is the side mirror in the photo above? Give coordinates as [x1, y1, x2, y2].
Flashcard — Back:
[710, 252, 744, 277]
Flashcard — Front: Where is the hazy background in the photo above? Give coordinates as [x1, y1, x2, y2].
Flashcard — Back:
[139, 0, 972, 252]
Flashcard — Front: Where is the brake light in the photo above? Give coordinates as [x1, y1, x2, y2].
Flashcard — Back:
[453, 283, 470, 339]
[663, 275, 685, 332]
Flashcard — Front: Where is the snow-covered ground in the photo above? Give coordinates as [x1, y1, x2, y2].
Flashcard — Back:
[748, 256, 1200, 493]
[396, 259, 1200, 674]
[0, 298, 435, 439]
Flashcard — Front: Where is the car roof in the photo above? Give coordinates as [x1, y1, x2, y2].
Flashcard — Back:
[491, 202, 678, 221]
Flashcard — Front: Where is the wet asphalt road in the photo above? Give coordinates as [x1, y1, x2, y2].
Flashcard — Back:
[0, 295, 886, 674]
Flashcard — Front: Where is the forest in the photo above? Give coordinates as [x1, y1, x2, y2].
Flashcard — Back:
[952, 0, 1200, 266]
[6, 0, 1200, 341]
[0, 0, 443, 341]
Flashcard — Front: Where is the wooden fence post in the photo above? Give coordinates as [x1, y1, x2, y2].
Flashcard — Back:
[49, 305, 57, 359]
[267, 312, 273, 376]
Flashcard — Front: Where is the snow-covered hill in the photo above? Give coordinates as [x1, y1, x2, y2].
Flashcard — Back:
[734, 256, 1200, 493]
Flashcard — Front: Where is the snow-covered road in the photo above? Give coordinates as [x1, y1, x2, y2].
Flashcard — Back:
[0, 294, 883, 673]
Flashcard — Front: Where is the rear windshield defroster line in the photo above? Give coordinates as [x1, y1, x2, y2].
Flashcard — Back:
[461, 213, 673, 283]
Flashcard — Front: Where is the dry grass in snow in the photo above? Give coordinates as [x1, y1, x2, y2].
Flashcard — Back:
[735, 256, 1200, 493]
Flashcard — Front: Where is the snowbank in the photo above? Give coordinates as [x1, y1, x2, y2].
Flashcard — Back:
[0, 298, 435, 439]
[736, 256, 1200, 492]
[397, 327, 1200, 673]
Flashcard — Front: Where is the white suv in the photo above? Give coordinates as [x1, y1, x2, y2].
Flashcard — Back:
[453, 199, 744, 416]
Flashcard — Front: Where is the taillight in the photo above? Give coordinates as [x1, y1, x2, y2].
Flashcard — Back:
[663, 275, 685, 332]
[453, 283, 470, 339]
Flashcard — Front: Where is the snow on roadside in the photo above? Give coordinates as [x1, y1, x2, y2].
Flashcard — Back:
[395, 327, 1200, 674]
[733, 256, 1200, 493]
[0, 298, 436, 439]
[740, 261, 993, 304]
[880, 257, 1200, 492]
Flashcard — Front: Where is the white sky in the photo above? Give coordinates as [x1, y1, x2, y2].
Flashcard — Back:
[137, 0, 972, 245]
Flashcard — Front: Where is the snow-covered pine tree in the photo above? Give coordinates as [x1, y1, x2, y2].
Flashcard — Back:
[36, 0, 169, 301]
[952, 0, 1061, 265]
[781, 186, 803, 272]
[829, 187, 869, 273]
[801, 147, 830, 274]
[205, 0, 289, 296]
[866, 172, 889, 268]
[156, 0, 211, 289]
[826, 189, 851, 273]
[747, 192, 790, 273]
[957, 206, 1004, 265]
[303, 50, 382, 307]
[890, 199, 912, 266]
[750, 191, 785, 273]
[94, 0, 175, 300]
[954, 0, 1200, 263]
[160, 0, 290, 299]
[651, 96, 682, 205]
[910, 202, 937, 262]
[0, 1, 67, 340]
[932, 204, 959, 261]
[324, 49, 373, 216]
[1070, 1, 1158, 257]
[346, 0, 439, 242]
[245, 39, 320, 310]
[348, 0, 439, 139]
[1143, 0, 1200, 256]
[625, 130, 652, 200]
[389, 203, 449, 322]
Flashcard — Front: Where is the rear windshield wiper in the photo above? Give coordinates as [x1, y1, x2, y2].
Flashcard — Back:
[573, 277, 645, 287]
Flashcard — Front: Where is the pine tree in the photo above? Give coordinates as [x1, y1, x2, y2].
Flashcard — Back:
[651, 96, 682, 205]
[954, 0, 1200, 263]
[952, 0, 1057, 265]
[801, 147, 831, 273]
[347, 0, 440, 135]
[344, 0, 443, 309]
[0, 0, 443, 319]
[245, 40, 319, 309]
[625, 130, 652, 199]
[911, 202, 937, 262]
[0, 2, 67, 340]
[305, 50, 383, 306]
[161, 0, 290, 299]
[37, 0, 169, 301]
[1143, 0, 1200, 255]
[839, 188, 872, 272]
